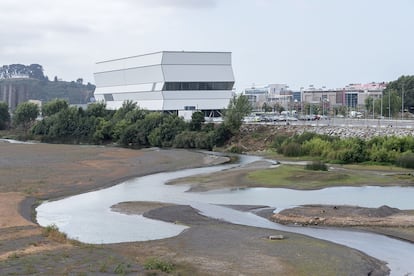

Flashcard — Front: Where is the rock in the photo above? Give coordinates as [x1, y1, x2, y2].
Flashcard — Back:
[268, 235, 284, 240]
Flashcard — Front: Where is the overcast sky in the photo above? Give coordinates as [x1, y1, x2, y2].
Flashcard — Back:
[1, 0, 413, 91]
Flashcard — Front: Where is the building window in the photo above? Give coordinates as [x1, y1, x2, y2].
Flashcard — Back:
[345, 93, 358, 108]
[104, 94, 114, 101]
[163, 82, 234, 91]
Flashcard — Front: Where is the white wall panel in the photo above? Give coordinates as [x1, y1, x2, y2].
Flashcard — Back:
[106, 100, 163, 110]
[113, 92, 163, 101]
[95, 52, 162, 73]
[138, 100, 164, 110]
[106, 101, 125, 110]
[163, 99, 230, 110]
[94, 83, 155, 94]
[94, 71, 125, 87]
[123, 65, 164, 85]
[95, 59, 125, 74]
[123, 52, 163, 69]
[162, 52, 231, 65]
[94, 65, 164, 87]
[162, 65, 234, 82]
[94, 95, 105, 101]
[155, 82, 164, 91]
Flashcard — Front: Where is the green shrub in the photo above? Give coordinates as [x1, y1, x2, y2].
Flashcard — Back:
[302, 138, 332, 157]
[144, 258, 175, 273]
[293, 132, 317, 144]
[228, 145, 243, 154]
[271, 134, 290, 149]
[305, 161, 328, 171]
[280, 142, 302, 157]
[395, 152, 414, 169]
[333, 138, 367, 163]
[173, 131, 214, 150]
[114, 262, 131, 274]
[368, 144, 397, 163]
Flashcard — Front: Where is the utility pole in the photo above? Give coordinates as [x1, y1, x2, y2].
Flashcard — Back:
[402, 83, 405, 121]
[388, 90, 391, 119]
[372, 96, 374, 119]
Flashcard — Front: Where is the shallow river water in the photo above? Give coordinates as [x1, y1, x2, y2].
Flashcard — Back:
[37, 155, 414, 275]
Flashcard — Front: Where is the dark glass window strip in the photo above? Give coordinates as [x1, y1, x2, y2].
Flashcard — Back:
[163, 82, 234, 91]
[103, 94, 114, 101]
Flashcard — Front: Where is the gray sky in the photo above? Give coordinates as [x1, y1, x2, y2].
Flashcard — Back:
[1, 0, 413, 91]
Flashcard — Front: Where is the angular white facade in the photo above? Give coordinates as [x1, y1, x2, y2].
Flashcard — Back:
[93, 51, 235, 113]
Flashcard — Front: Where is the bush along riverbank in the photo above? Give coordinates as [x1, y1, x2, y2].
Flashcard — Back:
[231, 125, 414, 169]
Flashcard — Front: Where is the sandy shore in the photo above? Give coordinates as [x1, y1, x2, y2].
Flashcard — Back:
[0, 142, 392, 275]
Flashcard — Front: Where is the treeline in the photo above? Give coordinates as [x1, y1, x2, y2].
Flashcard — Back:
[5, 95, 251, 151]
[0, 64, 46, 80]
[0, 78, 95, 106]
[0, 63, 95, 107]
[273, 132, 414, 168]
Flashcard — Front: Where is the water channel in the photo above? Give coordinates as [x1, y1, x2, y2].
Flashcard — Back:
[36, 155, 414, 275]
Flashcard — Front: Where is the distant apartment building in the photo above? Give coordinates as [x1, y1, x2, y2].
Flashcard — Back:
[242, 82, 386, 114]
[302, 82, 386, 110]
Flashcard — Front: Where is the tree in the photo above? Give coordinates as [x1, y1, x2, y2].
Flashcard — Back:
[189, 111, 205, 131]
[86, 102, 108, 118]
[223, 94, 252, 133]
[365, 96, 375, 117]
[13, 102, 39, 132]
[262, 102, 272, 112]
[382, 89, 401, 118]
[148, 115, 187, 147]
[385, 76, 414, 114]
[0, 102, 10, 130]
[28, 64, 45, 80]
[42, 99, 69, 117]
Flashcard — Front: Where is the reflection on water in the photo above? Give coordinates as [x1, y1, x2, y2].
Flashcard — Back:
[37, 155, 414, 275]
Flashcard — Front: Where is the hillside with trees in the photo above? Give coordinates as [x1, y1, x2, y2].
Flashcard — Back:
[0, 64, 95, 110]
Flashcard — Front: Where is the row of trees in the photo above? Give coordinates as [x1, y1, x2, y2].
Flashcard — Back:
[2, 95, 252, 151]
[365, 75, 414, 117]
[273, 132, 414, 168]
[0, 64, 46, 80]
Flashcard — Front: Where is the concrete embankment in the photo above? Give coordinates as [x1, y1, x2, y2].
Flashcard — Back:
[241, 123, 414, 140]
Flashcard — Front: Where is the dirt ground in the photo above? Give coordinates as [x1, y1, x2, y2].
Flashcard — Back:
[111, 202, 388, 275]
[272, 205, 414, 243]
[0, 142, 392, 275]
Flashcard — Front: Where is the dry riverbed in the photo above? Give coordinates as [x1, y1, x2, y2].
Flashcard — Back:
[0, 142, 396, 275]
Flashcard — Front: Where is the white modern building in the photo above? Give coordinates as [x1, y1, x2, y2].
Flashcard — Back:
[93, 51, 235, 117]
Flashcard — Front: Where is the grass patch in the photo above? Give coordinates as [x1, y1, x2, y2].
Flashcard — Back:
[42, 224, 68, 243]
[305, 161, 328, 171]
[247, 164, 399, 190]
[41, 224, 85, 246]
[114, 262, 131, 274]
[144, 258, 175, 273]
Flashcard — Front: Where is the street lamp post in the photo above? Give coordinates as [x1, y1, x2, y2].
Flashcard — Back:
[388, 90, 391, 119]
[402, 83, 405, 121]
[372, 96, 374, 120]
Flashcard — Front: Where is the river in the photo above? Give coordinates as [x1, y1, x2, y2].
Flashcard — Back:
[36, 154, 414, 275]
